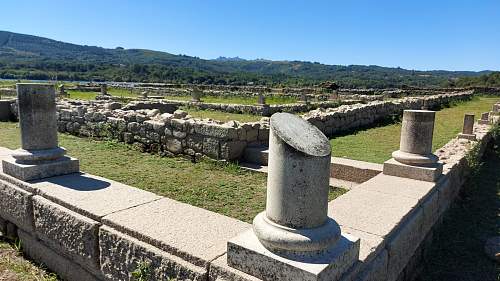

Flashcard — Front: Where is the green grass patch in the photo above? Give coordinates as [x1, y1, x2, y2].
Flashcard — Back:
[0, 122, 347, 223]
[0, 238, 59, 281]
[67, 87, 138, 101]
[180, 106, 263, 122]
[331, 96, 499, 163]
[166, 95, 297, 105]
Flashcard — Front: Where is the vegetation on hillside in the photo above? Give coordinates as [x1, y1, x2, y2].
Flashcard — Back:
[0, 30, 487, 88]
[453, 71, 500, 88]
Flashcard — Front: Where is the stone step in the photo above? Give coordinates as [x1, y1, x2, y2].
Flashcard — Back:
[243, 145, 269, 166]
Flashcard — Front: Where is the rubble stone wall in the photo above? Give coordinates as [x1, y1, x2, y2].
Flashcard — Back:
[303, 91, 472, 137]
[6, 91, 473, 161]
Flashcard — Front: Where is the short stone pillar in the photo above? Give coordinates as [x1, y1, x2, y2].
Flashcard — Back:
[100, 84, 109, 96]
[458, 114, 476, 140]
[383, 110, 442, 182]
[257, 93, 266, 105]
[57, 84, 68, 98]
[2, 84, 79, 181]
[479, 112, 490, 125]
[299, 93, 309, 104]
[191, 88, 202, 102]
[0, 100, 14, 121]
[227, 112, 359, 281]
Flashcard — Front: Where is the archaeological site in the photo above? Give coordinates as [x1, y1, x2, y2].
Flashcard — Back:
[1, 2, 499, 281]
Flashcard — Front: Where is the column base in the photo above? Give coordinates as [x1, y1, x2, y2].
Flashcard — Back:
[227, 229, 359, 281]
[458, 133, 476, 141]
[2, 156, 79, 181]
[383, 158, 443, 182]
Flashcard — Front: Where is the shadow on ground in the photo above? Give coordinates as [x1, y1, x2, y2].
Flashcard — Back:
[417, 146, 500, 281]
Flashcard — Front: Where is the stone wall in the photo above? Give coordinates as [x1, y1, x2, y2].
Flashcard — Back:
[5, 91, 473, 161]
[303, 91, 472, 137]
[0, 116, 496, 281]
[164, 99, 360, 116]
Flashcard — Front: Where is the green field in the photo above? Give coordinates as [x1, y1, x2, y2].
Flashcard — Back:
[180, 106, 263, 122]
[67, 87, 138, 100]
[331, 96, 499, 163]
[166, 95, 298, 105]
[0, 238, 58, 281]
[0, 122, 346, 223]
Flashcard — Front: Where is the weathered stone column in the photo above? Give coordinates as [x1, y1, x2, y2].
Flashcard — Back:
[191, 87, 202, 102]
[383, 110, 442, 182]
[479, 112, 490, 125]
[227, 113, 359, 281]
[458, 114, 476, 140]
[257, 93, 266, 105]
[100, 84, 108, 96]
[0, 100, 14, 121]
[2, 83, 79, 181]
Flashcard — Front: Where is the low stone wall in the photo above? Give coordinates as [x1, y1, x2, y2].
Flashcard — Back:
[165, 99, 360, 116]
[4, 91, 473, 161]
[0, 118, 496, 281]
[304, 91, 473, 137]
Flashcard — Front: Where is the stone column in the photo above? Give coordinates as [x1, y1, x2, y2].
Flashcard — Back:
[191, 88, 202, 102]
[100, 84, 108, 96]
[458, 114, 476, 140]
[227, 112, 359, 281]
[300, 93, 308, 104]
[383, 110, 442, 182]
[257, 93, 266, 105]
[479, 112, 490, 125]
[2, 83, 79, 181]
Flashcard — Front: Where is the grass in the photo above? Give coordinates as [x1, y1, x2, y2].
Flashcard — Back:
[0, 122, 347, 223]
[67, 87, 138, 100]
[0, 238, 59, 281]
[417, 135, 500, 281]
[180, 106, 263, 122]
[331, 96, 499, 163]
[166, 95, 298, 105]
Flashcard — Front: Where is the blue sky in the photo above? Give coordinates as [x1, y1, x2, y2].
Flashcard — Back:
[1, 0, 499, 71]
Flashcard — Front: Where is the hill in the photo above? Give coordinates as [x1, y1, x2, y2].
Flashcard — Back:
[0, 30, 489, 88]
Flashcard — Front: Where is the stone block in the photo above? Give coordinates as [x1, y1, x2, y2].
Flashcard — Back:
[0, 179, 34, 231]
[209, 254, 265, 281]
[220, 141, 247, 160]
[102, 197, 250, 268]
[386, 208, 423, 281]
[18, 229, 103, 281]
[383, 158, 442, 182]
[100, 226, 207, 281]
[328, 187, 420, 238]
[421, 189, 439, 235]
[203, 137, 220, 159]
[358, 174, 436, 201]
[33, 195, 100, 272]
[436, 177, 453, 216]
[2, 156, 79, 181]
[227, 229, 360, 281]
[30, 172, 160, 221]
[457, 133, 476, 141]
[330, 157, 383, 183]
[340, 250, 388, 281]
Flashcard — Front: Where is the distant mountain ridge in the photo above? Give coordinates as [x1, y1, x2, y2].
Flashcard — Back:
[0, 30, 490, 87]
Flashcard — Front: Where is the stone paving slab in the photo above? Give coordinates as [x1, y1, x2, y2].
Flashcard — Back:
[29, 172, 161, 221]
[100, 226, 207, 281]
[328, 181, 421, 237]
[102, 197, 251, 267]
[357, 174, 437, 201]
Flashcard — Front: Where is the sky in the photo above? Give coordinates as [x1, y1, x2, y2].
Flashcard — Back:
[1, 0, 499, 71]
